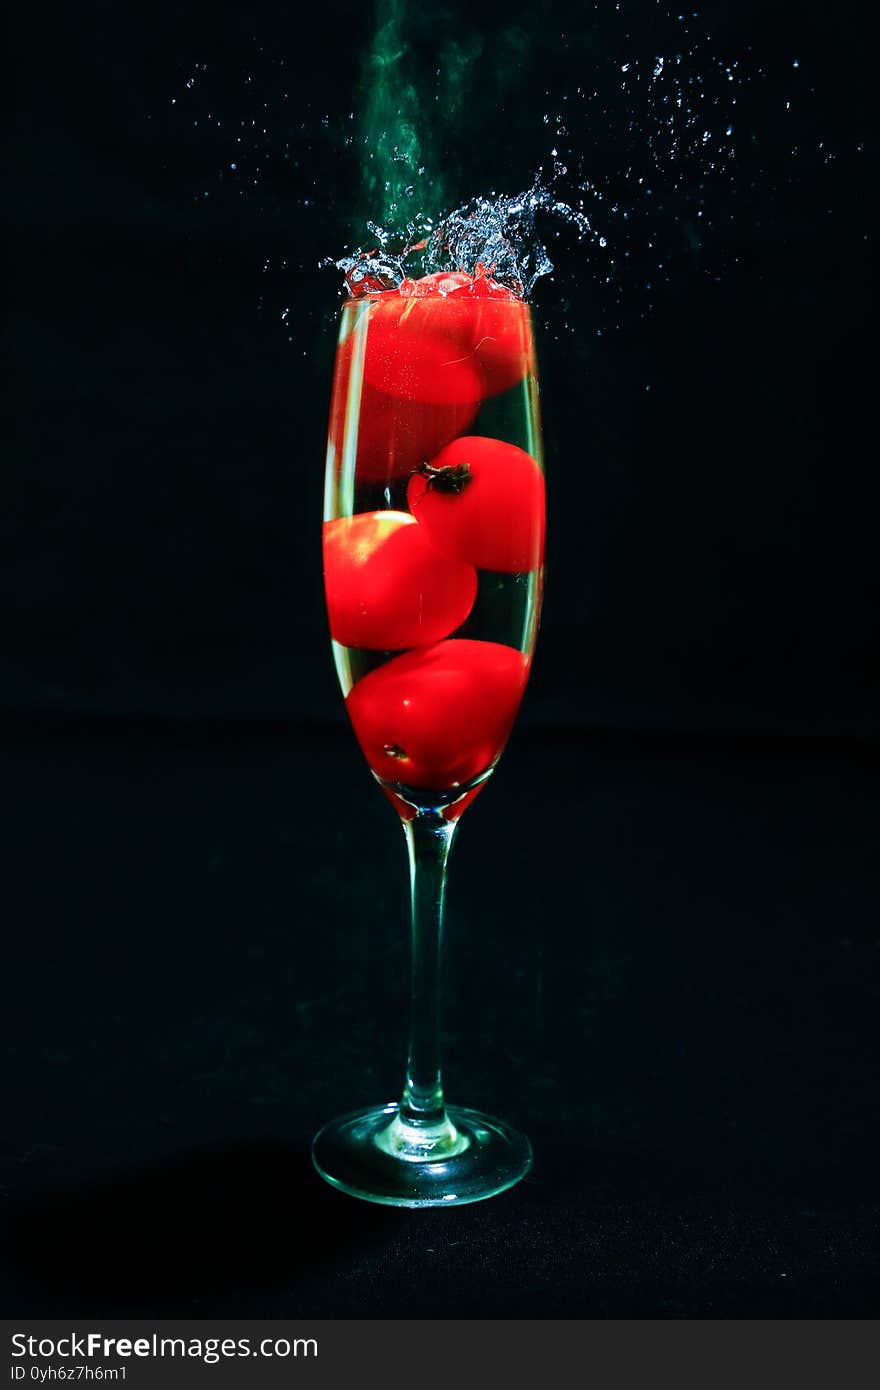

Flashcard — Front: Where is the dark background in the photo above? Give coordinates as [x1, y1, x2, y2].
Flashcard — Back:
[3, 0, 877, 1317]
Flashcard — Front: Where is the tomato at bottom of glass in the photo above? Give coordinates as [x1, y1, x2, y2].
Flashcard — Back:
[380, 782, 488, 823]
[346, 639, 529, 791]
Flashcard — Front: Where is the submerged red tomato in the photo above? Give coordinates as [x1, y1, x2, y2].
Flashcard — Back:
[354, 273, 534, 408]
[345, 639, 529, 789]
[409, 272, 535, 399]
[407, 435, 546, 573]
[323, 511, 477, 650]
[380, 781, 488, 823]
[328, 329, 479, 482]
[349, 381, 478, 484]
[361, 299, 485, 406]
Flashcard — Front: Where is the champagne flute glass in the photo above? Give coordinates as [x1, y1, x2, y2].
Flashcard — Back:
[312, 269, 545, 1206]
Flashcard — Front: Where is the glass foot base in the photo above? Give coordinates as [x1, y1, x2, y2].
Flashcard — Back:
[311, 1102, 532, 1207]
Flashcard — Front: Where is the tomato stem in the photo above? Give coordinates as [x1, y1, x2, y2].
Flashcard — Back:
[416, 461, 473, 494]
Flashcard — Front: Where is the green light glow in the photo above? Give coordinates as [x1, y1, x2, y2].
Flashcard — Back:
[359, 0, 426, 226]
[359, 2, 527, 230]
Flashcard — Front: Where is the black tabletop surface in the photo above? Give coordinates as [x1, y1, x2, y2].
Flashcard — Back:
[2, 722, 877, 1318]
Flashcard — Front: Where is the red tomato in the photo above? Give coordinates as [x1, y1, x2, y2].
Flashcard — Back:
[345, 639, 529, 789]
[404, 272, 475, 297]
[440, 783, 488, 819]
[417, 274, 535, 399]
[345, 378, 478, 484]
[380, 781, 487, 823]
[379, 785, 419, 821]
[361, 297, 486, 406]
[407, 435, 546, 573]
[350, 274, 533, 408]
[323, 511, 477, 651]
[327, 331, 478, 484]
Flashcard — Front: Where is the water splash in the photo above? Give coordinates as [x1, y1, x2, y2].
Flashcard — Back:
[331, 4, 757, 304]
[169, 9, 833, 331]
[336, 179, 595, 299]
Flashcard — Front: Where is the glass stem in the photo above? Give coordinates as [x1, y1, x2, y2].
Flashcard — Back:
[399, 811, 458, 1129]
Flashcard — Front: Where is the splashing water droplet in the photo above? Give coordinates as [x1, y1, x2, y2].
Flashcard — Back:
[335, 178, 597, 300]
